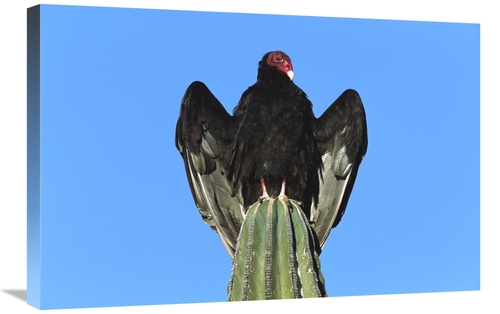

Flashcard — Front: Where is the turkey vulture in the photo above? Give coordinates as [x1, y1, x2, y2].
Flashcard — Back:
[175, 51, 367, 258]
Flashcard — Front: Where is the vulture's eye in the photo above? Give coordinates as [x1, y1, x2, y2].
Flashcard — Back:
[275, 57, 283, 63]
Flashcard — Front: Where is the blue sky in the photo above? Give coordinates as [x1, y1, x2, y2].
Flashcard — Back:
[28, 4, 479, 309]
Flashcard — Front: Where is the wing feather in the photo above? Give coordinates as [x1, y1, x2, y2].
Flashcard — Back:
[311, 89, 368, 251]
[175, 81, 243, 257]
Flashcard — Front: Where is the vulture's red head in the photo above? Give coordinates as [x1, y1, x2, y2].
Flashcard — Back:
[258, 51, 294, 81]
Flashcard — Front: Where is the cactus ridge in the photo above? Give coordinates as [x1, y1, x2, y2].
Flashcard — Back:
[228, 198, 327, 301]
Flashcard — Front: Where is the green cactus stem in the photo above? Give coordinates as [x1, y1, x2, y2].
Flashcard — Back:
[227, 198, 327, 301]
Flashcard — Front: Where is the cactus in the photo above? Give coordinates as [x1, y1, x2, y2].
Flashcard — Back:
[227, 198, 327, 300]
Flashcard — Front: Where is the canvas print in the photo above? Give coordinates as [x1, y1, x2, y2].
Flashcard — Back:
[27, 4, 479, 309]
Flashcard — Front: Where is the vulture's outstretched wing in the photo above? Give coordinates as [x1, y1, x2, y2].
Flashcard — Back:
[175, 81, 244, 257]
[311, 89, 368, 251]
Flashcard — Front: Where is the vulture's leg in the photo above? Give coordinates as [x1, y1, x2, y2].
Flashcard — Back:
[259, 177, 270, 201]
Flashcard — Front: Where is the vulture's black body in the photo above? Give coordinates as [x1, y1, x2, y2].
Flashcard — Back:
[175, 51, 367, 257]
